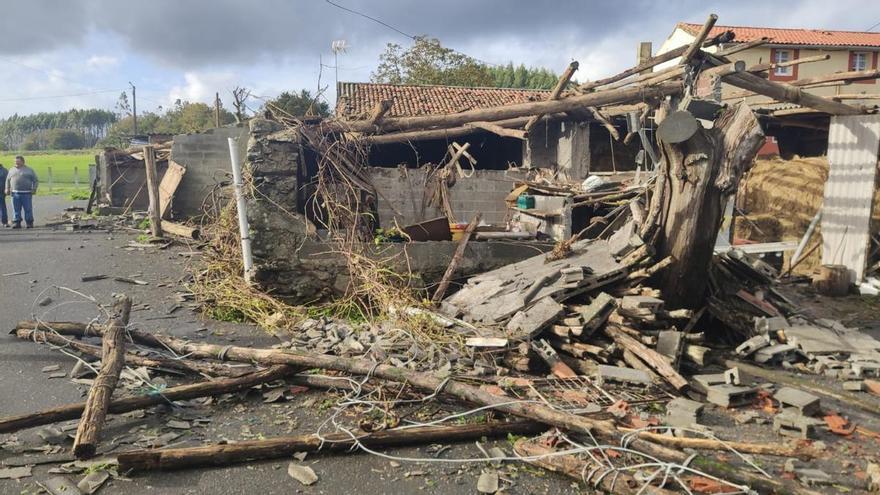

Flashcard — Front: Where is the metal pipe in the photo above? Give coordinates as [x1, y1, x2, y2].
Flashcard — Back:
[790, 209, 822, 268]
[227, 137, 254, 281]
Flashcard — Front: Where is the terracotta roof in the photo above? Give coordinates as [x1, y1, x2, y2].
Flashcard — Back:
[678, 22, 880, 48]
[336, 82, 550, 119]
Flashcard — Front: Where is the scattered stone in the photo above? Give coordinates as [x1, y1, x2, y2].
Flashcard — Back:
[477, 470, 499, 494]
[38, 476, 81, 495]
[47, 371, 68, 379]
[773, 410, 816, 439]
[774, 387, 821, 416]
[705, 384, 757, 408]
[734, 410, 760, 425]
[0, 466, 32, 480]
[37, 426, 68, 445]
[167, 420, 191, 430]
[292, 452, 307, 462]
[843, 380, 866, 392]
[41, 364, 61, 373]
[78, 470, 110, 494]
[665, 398, 704, 427]
[487, 446, 506, 467]
[867, 462, 880, 492]
[783, 458, 799, 473]
[287, 463, 318, 486]
[753, 344, 798, 365]
[38, 296, 53, 307]
[794, 468, 832, 487]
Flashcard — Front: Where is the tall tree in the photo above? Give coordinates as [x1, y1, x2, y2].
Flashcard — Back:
[372, 36, 493, 87]
[264, 90, 330, 118]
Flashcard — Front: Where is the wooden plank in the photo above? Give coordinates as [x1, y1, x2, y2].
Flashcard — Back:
[821, 115, 880, 283]
[158, 160, 186, 219]
[143, 146, 163, 237]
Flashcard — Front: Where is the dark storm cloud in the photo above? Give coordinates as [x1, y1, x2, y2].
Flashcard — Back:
[0, 0, 89, 54]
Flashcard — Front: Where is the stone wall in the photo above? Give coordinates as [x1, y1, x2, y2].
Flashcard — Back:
[171, 126, 249, 217]
[367, 167, 511, 227]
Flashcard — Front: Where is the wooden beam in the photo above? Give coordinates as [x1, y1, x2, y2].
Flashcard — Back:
[723, 71, 863, 115]
[367, 99, 393, 128]
[681, 14, 719, 64]
[525, 61, 579, 132]
[466, 121, 528, 140]
[337, 81, 683, 134]
[118, 421, 546, 473]
[162, 221, 200, 240]
[432, 213, 481, 303]
[714, 38, 770, 57]
[72, 296, 131, 459]
[143, 146, 163, 237]
[748, 54, 830, 73]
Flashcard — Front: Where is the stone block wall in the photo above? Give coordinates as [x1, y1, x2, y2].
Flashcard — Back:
[367, 167, 512, 227]
[171, 126, 249, 217]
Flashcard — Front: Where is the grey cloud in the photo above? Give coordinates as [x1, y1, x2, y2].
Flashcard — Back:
[0, 0, 90, 54]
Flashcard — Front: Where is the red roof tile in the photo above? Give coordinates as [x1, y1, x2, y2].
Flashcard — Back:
[678, 23, 880, 48]
[336, 82, 550, 119]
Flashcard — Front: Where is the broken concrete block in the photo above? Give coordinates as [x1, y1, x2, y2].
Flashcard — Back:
[852, 361, 880, 378]
[783, 458, 800, 473]
[506, 297, 563, 340]
[735, 334, 771, 357]
[665, 397, 704, 427]
[754, 315, 789, 334]
[843, 380, 866, 392]
[577, 292, 615, 336]
[724, 367, 741, 386]
[753, 344, 798, 365]
[867, 462, 880, 492]
[794, 468, 832, 487]
[706, 384, 757, 408]
[596, 364, 652, 386]
[656, 331, 684, 364]
[691, 373, 726, 393]
[774, 387, 821, 416]
[773, 410, 816, 439]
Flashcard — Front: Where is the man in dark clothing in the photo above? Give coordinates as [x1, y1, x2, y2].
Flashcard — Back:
[5, 156, 38, 229]
[0, 163, 8, 227]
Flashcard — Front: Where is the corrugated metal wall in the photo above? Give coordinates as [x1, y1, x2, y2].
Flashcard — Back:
[821, 115, 880, 283]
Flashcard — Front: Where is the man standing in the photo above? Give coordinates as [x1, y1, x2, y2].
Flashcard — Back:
[0, 163, 8, 227]
[5, 156, 38, 229]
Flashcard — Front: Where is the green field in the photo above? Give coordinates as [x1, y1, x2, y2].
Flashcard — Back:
[0, 151, 96, 195]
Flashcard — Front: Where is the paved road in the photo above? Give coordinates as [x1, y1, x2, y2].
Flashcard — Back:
[0, 196, 576, 494]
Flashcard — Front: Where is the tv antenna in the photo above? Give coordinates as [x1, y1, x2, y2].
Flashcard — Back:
[331, 40, 348, 87]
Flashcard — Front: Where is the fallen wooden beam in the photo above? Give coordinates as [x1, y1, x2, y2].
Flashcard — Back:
[619, 429, 813, 458]
[162, 221, 200, 240]
[747, 54, 830, 74]
[722, 71, 863, 115]
[367, 99, 394, 128]
[466, 121, 527, 140]
[682, 14, 718, 64]
[73, 296, 131, 459]
[432, 213, 481, 303]
[605, 325, 689, 391]
[14, 328, 251, 378]
[724, 69, 880, 100]
[525, 61, 578, 132]
[118, 421, 547, 472]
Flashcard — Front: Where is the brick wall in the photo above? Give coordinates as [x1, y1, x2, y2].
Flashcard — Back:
[171, 126, 249, 217]
[366, 166, 511, 227]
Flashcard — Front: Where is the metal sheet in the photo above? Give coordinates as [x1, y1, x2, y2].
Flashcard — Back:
[821, 115, 880, 284]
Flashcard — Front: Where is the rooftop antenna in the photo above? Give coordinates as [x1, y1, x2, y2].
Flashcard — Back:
[331, 39, 348, 89]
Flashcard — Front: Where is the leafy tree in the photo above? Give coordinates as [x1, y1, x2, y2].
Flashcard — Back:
[264, 90, 329, 117]
[372, 36, 494, 87]
[46, 129, 85, 150]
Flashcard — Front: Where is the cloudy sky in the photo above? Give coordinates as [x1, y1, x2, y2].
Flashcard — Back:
[0, 0, 877, 119]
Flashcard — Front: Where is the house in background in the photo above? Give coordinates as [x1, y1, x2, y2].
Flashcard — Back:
[658, 23, 880, 156]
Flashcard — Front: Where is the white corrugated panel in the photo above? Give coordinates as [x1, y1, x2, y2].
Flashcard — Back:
[821, 115, 880, 284]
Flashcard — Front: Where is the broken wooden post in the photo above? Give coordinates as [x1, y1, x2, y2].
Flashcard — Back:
[525, 61, 578, 131]
[0, 365, 292, 434]
[72, 295, 131, 459]
[143, 145, 163, 237]
[466, 121, 528, 140]
[643, 103, 765, 308]
[366, 99, 394, 129]
[432, 213, 481, 304]
[604, 325, 688, 391]
[161, 221, 200, 240]
[681, 14, 718, 64]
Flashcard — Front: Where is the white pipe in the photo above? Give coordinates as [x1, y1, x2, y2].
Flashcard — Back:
[228, 137, 254, 281]
[790, 209, 822, 267]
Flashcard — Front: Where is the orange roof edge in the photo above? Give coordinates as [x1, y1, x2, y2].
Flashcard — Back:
[676, 22, 880, 47]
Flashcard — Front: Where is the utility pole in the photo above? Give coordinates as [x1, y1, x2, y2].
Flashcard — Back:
[214, 92, 221, 128]
[129, 82, 138, 136]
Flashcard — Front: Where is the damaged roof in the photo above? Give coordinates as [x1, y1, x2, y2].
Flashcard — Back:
[678, 22, 880, 48]
[336, 82, 550, 119]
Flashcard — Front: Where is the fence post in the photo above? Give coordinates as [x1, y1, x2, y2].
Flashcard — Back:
[74, 166, 80, 189]
[48, 167, 53, 193]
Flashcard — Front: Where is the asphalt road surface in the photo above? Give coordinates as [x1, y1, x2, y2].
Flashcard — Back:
[0, 196, 577, 494]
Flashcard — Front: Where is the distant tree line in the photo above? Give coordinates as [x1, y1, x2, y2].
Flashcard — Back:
[0, 108, 117, 150]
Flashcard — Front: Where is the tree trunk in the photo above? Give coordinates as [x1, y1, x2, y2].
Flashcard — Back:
[72, 296, 132, 459]
[117, 421, 546, 472]
[648, 103, 765, 308]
